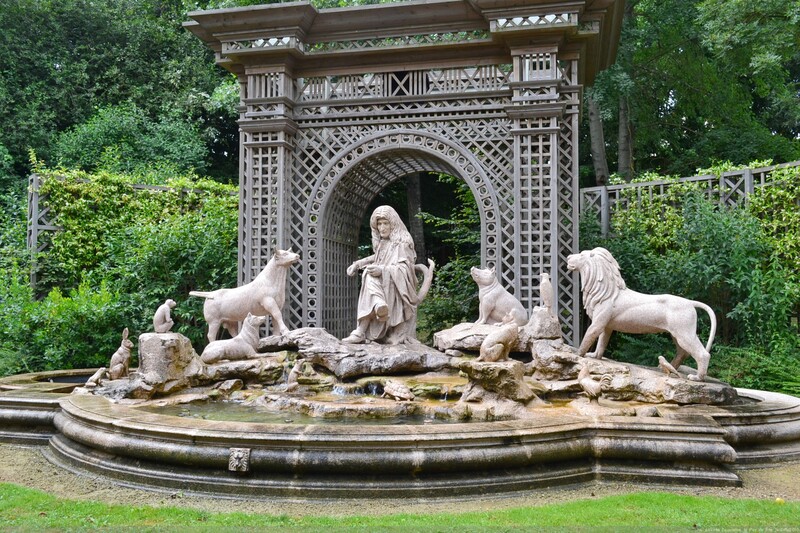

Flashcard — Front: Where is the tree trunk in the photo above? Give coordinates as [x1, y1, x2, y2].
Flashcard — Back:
[406, 172, 427, 263]
[587, 95, 610, 186]
[617, 95, 634, 181]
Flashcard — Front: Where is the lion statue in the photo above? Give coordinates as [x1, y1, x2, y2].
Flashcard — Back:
[566, 247, 716, 381]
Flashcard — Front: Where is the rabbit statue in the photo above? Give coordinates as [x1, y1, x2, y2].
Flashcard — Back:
[108, 328, 133, 380]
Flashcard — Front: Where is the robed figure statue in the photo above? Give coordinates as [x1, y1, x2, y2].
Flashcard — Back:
[342, 205, 434, 345]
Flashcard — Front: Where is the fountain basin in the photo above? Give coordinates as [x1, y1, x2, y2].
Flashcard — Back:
[48, 392, 742, 498]
[3, 369, 800, 498]
[0, 369, 92, 444]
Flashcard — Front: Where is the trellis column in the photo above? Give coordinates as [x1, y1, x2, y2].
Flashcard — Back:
[555, 52, 582, 346]
[238, 66, 297, 287]
[507, 45, 570, 330]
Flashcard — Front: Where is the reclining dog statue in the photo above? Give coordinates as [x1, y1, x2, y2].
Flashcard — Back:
[191, 248, 300, 342]
[200, 313, 265, 364]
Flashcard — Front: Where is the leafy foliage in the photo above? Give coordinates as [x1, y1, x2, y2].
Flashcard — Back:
[585, 0, 800, 181]
[0, 275, 129, 375]
[417, 256, 480, 342]
[0, 144, 16, 191]
[53, 104, 208, 175]
[35, 167, 236, 290]
[417, 175, 481, 340]
[0, 0, 234, 183]
[0, 166, 237, 374]
[747, 165, 800, 271]
[697, 0, 800, 140]
[90, 191, 239, 346]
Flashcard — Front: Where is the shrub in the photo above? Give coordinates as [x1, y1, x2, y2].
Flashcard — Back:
[0, 263, 127, 373]
[748, 165, 800, 272]
[711, 342, 800, 397]
[34, 167, 236, 292]
[417, 255, 479, 342]
[593, 189, 767, 344]
[91, 195, 238, 347]
[0, 166, 238, 375]
[0, 263, 37, 376]
[52, 104, 208, 175]
[0, 144, 15, 191]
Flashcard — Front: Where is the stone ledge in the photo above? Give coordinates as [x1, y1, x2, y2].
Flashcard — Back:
[260, 328, 452, 379]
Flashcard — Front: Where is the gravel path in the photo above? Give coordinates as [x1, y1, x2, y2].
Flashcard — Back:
[1, 443, 798, 516]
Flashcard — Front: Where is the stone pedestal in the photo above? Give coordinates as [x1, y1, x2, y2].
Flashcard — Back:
[138, 333, 204, 392]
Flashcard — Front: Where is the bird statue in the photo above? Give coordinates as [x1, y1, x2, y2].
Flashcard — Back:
[578, 365, 612, 404]
[540, 272, 555, 315]
[658, 356, 682, 378]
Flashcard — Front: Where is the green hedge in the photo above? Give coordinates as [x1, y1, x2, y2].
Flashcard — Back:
[0, 167, 237, 375]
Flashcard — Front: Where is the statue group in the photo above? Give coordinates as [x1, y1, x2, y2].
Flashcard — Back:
[90, 204, 726, 414]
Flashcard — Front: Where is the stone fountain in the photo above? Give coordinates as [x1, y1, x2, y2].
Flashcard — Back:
[2, 225, 800, 499]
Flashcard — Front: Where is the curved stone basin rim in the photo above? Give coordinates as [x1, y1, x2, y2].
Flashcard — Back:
[55, 393, 738, 477]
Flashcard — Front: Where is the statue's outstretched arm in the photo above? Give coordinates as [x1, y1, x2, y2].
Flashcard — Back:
[347, 254, 376, 276]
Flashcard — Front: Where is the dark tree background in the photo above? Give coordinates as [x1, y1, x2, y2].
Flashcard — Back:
[583, 0, 800, 185]
[0, 0, 797, 190]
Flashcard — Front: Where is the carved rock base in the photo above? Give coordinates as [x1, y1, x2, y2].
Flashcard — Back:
[456, 360, 545, 404]
[260, 328, 451, 379]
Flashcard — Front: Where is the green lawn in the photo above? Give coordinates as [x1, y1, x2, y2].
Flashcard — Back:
[1, 483, 798, 531]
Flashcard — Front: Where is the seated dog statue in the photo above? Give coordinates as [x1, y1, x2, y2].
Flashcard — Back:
[471, 266, 527, 326]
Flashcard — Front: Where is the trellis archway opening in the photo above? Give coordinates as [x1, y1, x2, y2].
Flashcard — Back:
[185, 0, 625, 344]
[313, 134, 499, 337]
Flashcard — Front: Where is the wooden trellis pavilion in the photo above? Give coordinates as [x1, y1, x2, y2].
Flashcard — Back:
[185, 0, 624, 344]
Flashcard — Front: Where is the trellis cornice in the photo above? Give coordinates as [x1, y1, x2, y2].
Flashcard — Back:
[490, 12, 578, 32]
[306, 30, 492, 54]
[187, 0, 624, 85]
[223, 36, 304, 54]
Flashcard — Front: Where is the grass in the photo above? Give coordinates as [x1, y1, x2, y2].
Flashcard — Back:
[1, 483, 798, 531]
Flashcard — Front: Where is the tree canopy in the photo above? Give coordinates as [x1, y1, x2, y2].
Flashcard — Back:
[0, 0, 796, 189]
[0, 0, 237, 184]
[585, 0, 800, 183]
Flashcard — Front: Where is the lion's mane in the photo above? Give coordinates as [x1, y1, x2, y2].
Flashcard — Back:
[575, 248, 626, 318]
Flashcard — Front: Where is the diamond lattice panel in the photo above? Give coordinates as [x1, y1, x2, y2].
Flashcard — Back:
[300, 129, 506, 336]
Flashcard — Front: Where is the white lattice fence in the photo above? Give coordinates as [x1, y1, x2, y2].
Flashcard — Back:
[580, 161, 800, 237]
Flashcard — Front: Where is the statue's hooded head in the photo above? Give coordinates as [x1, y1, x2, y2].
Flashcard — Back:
[369, 205, 414, 252]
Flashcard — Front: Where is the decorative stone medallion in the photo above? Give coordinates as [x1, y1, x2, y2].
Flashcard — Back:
[228, 447, 251, 473]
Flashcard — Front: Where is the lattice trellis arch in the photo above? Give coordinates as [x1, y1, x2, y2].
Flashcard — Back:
[185, 0, 625, 344]
[304, 130, 503, 336]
